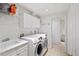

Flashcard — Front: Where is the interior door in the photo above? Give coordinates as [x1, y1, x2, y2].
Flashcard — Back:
[52, 18, 61, 46]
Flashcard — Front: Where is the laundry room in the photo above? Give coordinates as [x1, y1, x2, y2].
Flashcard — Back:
[0, 2, 79, 56]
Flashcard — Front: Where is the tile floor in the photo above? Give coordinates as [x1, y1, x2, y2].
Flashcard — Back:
[45, 42, 68, 56]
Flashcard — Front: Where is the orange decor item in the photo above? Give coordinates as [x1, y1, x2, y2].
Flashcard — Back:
[9, 4, 16, 15]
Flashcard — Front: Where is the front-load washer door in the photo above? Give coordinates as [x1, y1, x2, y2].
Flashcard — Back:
[35, 42, 43, 56]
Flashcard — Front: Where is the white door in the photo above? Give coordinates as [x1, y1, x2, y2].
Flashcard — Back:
[52, 18, 61, 46]
[66, 4, 79, 56]
[75, 4, 79, 56]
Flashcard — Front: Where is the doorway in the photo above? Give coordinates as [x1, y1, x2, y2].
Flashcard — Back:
[52, 17, 61, 47]
[45, 17, 67, 56]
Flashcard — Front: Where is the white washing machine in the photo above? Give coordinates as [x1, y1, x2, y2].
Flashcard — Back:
[21, 35, 44, 56]
[21, 34, 48, 56]
[34, 34, 48, 55]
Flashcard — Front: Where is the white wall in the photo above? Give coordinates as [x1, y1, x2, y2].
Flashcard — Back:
[0, 11, 19, 44]
[40, 17, 52, 48]
[0, 4, 40, 45]
[66, 3, 79, 56]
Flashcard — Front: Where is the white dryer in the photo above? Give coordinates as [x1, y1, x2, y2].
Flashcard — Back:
[21, 35, 44, 56]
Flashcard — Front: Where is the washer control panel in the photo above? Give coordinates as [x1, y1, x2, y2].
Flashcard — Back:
[39, 37, 42, 40]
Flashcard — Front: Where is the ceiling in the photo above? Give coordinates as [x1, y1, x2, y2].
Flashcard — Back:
[20, 3, 70, 17]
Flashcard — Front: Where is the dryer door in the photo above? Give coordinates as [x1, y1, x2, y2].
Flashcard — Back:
[35, 42, 43, 56]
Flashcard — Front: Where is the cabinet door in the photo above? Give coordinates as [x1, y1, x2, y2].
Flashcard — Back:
[0, 49, 17, 56]
[17, 49, 27, 56]
[24, 13, 40, 28]
[24, 13, 32, 28]
[33, 17, 40, 28]
[16, 44, 28, 56]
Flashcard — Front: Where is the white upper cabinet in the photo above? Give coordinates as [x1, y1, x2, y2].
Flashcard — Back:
[24, 13, 40, 28]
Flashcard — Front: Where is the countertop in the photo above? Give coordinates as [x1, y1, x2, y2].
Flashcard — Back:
[0, 39, 28, 54]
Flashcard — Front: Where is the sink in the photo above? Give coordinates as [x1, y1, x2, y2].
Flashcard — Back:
[0, 39, 28, 53]
[0, 40, 19, 49]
